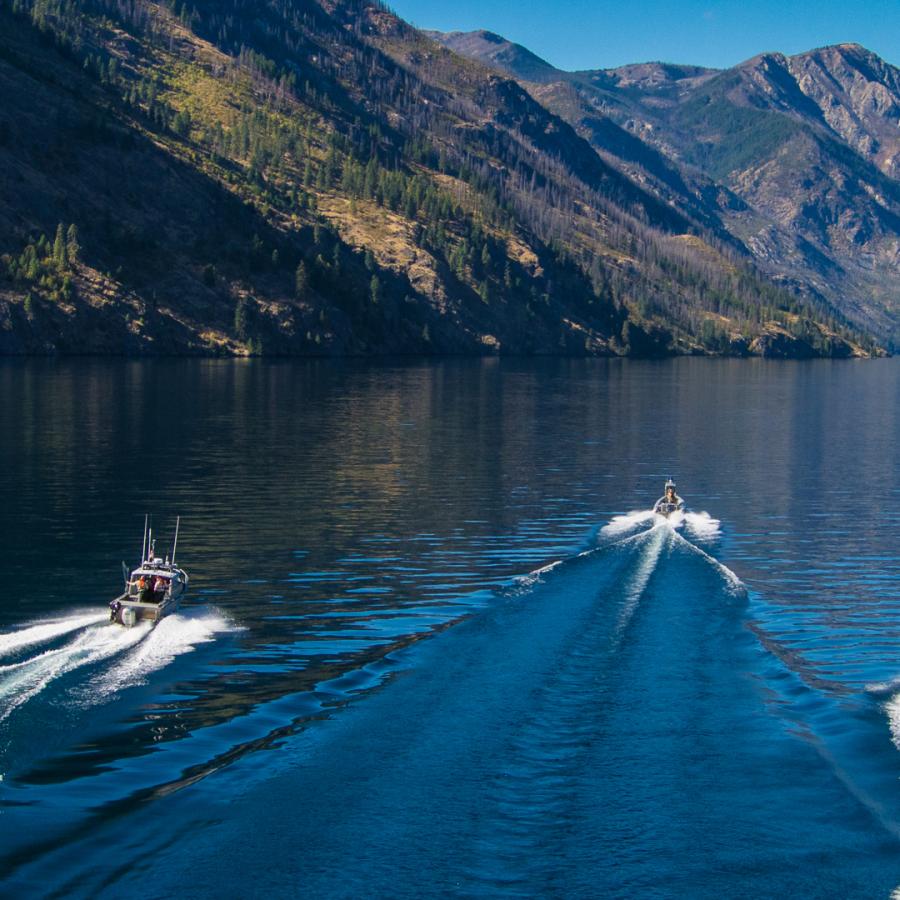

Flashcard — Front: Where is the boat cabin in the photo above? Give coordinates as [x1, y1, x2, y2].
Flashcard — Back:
[127, 559, 180, 602]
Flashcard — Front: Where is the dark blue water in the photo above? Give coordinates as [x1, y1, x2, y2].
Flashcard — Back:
[0, 358, 898, 897]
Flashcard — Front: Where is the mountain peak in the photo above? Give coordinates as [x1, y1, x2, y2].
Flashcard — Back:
[730, 50, 792, 76]
[472, 30, 505, 44]
[601, 61, 719, 89]
[428, 29, 562, 82]
[821, 41, 869, 56]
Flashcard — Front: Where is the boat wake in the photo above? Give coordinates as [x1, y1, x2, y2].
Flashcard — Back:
[70, 509, 756, 899]
[72, 610, 237, 707]
[0, 613, 108, 659]
[865, 679, 900, 755]
[600, 507, 721, 543]
[0, 618, 150, 724]
[0, 609, 235, 725]
[7, 514, 898, 898]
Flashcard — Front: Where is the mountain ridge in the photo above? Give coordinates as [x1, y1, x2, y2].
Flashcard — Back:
[0, 2, 888, 358]
[432, 28, 900, 348]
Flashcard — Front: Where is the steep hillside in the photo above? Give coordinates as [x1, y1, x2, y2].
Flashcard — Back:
[434, 30, 900, 349]
[663, 52, 900, 342]
[788, 44, 900, 179]
[0, 2, 879, 357]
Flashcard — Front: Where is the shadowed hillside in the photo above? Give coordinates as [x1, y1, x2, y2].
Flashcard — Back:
[0, 1, 883, 357]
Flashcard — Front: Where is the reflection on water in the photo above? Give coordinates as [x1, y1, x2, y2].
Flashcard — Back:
[0, 357, 898, 894]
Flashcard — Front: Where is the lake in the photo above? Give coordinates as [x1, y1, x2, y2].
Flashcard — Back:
[0, 357, 898, 897]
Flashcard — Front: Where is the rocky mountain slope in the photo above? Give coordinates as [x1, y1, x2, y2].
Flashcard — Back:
[433, 30, 900, 349]
[0, 2, 883, 357]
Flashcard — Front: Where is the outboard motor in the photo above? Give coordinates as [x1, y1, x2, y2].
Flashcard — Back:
[122, 607, 138, 628]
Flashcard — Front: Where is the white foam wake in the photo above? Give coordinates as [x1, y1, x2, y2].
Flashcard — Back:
[0, 613, 108, 660]
[612, 526, 668, 646]
[601, 508, 721, 543]
[600, 510, 656, 538]
[0, 621, 151, 723]
[879, 689, 900, 754]
[665, 527, 745, 596]
[683, 511, 721, 540]
[512, 559, 568, 592]
[864, 677, 900, 697]
[610, 511, 741, 596]
[73, 610, 236, 706]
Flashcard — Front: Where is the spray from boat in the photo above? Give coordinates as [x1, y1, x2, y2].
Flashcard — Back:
[600, 507, 721, 542]
[0, 609, 236, 724]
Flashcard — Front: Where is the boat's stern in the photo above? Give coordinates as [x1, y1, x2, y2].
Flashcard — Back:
[109, 597, 170, 627]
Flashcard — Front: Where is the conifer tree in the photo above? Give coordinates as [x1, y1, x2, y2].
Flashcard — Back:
[295, 261, 308, 300]
[53, 223, 67, 268]
[234, 296, 248, 339]
[66, 224, 79, 263]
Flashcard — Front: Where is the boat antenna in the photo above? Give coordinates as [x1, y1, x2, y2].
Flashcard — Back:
[172, 516, 180, 565]
[141, 514, 148, 564]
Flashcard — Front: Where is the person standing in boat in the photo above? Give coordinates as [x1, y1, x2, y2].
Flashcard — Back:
[654, 478, 684, 516]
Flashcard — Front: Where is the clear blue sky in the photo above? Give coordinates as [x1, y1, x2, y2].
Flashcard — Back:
[391, 0, 900, 70]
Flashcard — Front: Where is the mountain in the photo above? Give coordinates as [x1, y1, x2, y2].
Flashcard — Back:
[431, 31, 900, 348]
[426, 30, 561, 84]
[0, 2, 883, 358]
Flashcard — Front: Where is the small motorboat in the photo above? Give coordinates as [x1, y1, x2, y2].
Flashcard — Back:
[653, 477, 685, 519]
[110, 516, 188, 627]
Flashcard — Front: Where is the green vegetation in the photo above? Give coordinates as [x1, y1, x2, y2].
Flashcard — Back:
[3, 222, 78, 304]
[674, 90, 802, 180]
[0, 0, 879, 357]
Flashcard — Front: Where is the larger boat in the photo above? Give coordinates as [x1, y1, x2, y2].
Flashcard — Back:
[109, 516, 188, 627]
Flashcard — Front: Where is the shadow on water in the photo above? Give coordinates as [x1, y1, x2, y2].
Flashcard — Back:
[8, 512, 893, 898]
[1, 357, 899, 897]
[3, 510, 900, 898]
